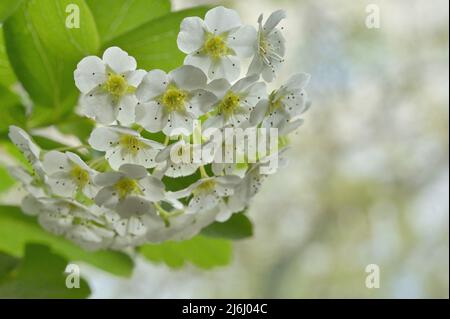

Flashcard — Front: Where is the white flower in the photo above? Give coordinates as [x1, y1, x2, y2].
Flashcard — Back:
[203, 75, 266, 130]
[8, 126, 44, 177]
[169, 175, 241, 222]
[74, 47, 146, 126]
[248, 10, 287, 82]
[135, 65, 216, 136]
[209, 127, 248, 177]
[36, 198, 116, 251]
[177, 6, 257, 81]
[42, 151, 97, 198]
[88, 126, 163, 170]
[155, 139, 215, 178]
[94, 164, 165, 215]
[8, 166, 46, 198]
[251, 73, 311, 130]
[228, 151, 285, 212]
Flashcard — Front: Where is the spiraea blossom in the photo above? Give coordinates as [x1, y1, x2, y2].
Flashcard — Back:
[177, 6, 256, 81]
[88, 126, 163, 170]
[251, 72, 311, 131]
[75, 47, 146, 126]
[135, 65, 216, 136]
[7, 6, 311, 251]
[203, 75, 267, 130]
[248, 10, 287, 82]
[42, 151, 97, 198]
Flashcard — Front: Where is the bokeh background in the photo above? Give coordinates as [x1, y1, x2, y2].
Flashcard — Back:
[74, 0, 448, 298]
[1, 0, 446, 298]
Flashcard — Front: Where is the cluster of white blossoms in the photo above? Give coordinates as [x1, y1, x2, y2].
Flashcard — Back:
[7, 7, 310, 251]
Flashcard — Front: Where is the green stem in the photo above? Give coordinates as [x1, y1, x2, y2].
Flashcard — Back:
[199, 165, 209, 178]
[53, 144, 89, 152]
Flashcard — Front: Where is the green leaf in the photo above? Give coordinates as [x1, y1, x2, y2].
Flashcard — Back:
[3, 1, 79, 113]
[0, 251, 19, 280]
[86, 0, 171, 43]
[139, 235, 232, 269]
[0, 205, 134, 277]
[28, 0, 99, 61]
[202, 212, 253, 240]
[0, 84, 26, 135]
[0, 165, 15, 193]
[105, 6, 210, 71]
[56, 115, 95, 143]
[0, 243, 90, 298]
[0, 0, 23, 22]
[0, 28, 17, 87]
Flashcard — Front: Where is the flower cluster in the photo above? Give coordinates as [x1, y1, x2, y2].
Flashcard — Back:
[8, 7, 310, 250]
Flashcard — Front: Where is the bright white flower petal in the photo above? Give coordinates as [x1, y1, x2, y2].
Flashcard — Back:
[177, 17, 207, 53]
[228, 25, 257, 57]
[204, 6, 241, 34]
[102, 46, 137, 74]
[74, 56, 106, 93]
[136, 69, 169, 102]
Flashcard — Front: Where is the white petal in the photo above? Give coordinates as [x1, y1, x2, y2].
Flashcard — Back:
[117, 94, 137, 126]
[228, 25, 257, 57]
[134, 147, 159, 168]
[215, 204, 233, 222]
[135, 102, 168, 133]
[95, 171, 123, 187]
[250, 99, 269, 125]
[280, 118, 304, 135]
[208, 56, 240, 82]
[8, 126, 40, 163]
[163, 111, 194, 136]
[118, 163, 148, 179]
[125, 69, 146, 87]
[136, 69, 168, 102]
[48, 176, 77, 197]
[21, 195, 44, 216]
[169, 65, 206, 90]
[88, 127, 120, 151]
[80, 92, 116, 124]
[165, 162, 199, 178]
[216, 175, 242, 185]
[106, 148, 128, 170]
[116, 197, 150, 218]
[95, 186, 120, 207]
[263, 109, 288, 129]
[187, 193, 219, 214]
[247, 55, 264, 77]
[184, 54, 212, 75]
[102, 47, 136, 74]
[203, 114, 225, 131]
[43, 151, 70, 175]
[187, 89, 217, 116]
[231, 74, 259, 93]
[263, 10, 286, 33]
[204, 6, 241, 34]
[285, 72, 311, 91]
[139, 176, 165, 201]
[66, 152, 91, 171]
[177, 17, 206, 53]
[74, 56, 106, 93]
[206, 78, 231, 98]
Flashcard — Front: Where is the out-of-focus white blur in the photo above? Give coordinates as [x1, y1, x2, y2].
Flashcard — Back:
[84, 0, 449, 298]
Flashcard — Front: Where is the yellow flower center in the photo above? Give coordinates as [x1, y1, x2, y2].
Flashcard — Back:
[115, 178, 141, 199]
[119, 134, 145, 156]
[104, 73, 134, 98]
[70, 165, 90, 188]
[204, 34, 229, 58]
[161, 86, 188, 112]
[218, 91, 241, 117]
[193, 179, 216, 196]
